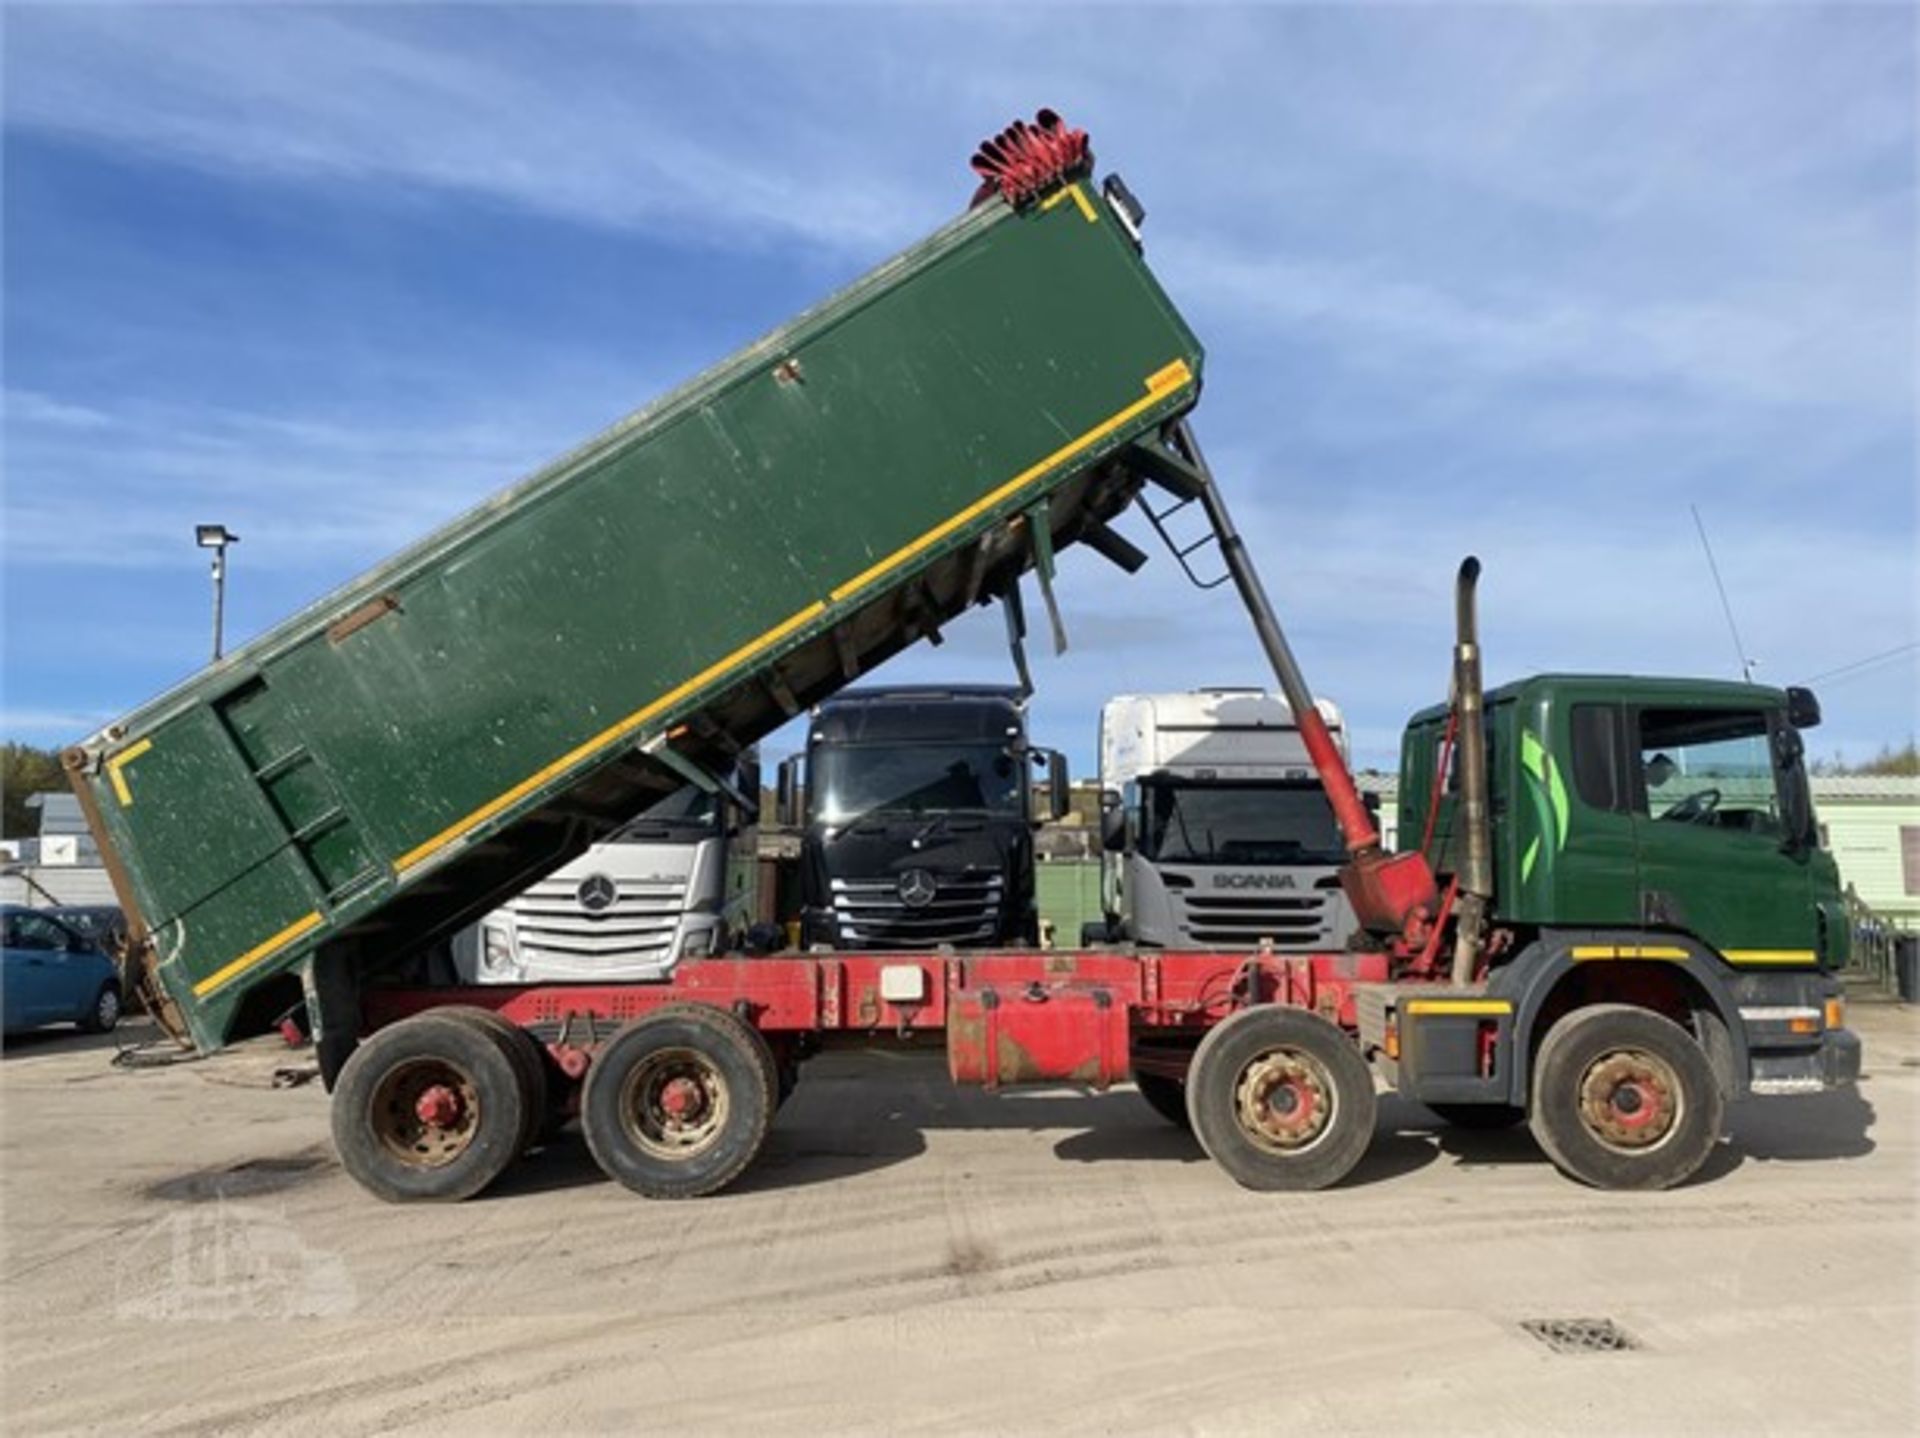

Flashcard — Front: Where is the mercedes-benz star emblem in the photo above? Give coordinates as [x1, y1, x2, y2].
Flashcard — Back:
[897, 869, 938, 909]
[577, 873, 619, 913]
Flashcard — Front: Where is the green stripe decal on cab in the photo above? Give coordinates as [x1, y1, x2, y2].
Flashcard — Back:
[1519, 728, 1567, 883]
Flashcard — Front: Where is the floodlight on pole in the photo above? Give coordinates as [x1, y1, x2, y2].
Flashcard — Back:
[196, 523, 240, 661]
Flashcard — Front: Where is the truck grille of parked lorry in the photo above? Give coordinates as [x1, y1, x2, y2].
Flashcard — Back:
[1170, 889, 1343, 948]
[829, 873, 1004, 947]
[503, 875, 691, 964]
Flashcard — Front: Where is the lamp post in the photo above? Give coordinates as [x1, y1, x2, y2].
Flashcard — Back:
[195, 523, 240, 661]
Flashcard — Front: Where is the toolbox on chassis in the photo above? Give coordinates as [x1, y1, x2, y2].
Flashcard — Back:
[69, 112, 1857, 1206]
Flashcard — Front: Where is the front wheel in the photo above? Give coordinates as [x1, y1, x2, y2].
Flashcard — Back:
[79, 982, 121, 1034]
[1529, 1004, 1723, 1191]
[1186, 1006, 1377, 1191]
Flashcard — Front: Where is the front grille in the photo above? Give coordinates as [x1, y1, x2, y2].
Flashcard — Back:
[829, 872, 1003, 948]
[1171, 889, 1342, 949]
[507, 876, 688, 963]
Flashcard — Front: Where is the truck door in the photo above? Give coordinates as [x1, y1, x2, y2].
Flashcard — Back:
[1627, 703, 1816, 963]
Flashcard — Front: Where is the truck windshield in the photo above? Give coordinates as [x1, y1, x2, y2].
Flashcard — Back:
[1637, 708, 1788, 835]
[613, 784, 719, 840]
[812, 744, 1023, 825]
[1140, 782, 1344, 865]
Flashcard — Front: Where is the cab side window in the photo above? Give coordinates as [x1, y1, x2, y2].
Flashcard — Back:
[1569, 704, 1628, 813]
[1634, 708, 1781, 836]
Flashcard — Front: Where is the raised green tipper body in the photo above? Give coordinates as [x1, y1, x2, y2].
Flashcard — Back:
[68, 181, 1201, 1048]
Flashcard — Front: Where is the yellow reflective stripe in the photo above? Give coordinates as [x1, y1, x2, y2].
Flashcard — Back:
[1404, 999, 1512, 1016]
[1570, 945, 1689, 962]
[1041, 183, 1098, 223]
[1724, 949, 1817, 966]
[193, 910, 323, 998]
[106, 738, 153, 807]
[830, 360, 1195, 605]
[393, 601, 827, 874]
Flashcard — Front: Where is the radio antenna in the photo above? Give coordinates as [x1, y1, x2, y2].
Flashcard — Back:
[1690, 503, 1755, 682]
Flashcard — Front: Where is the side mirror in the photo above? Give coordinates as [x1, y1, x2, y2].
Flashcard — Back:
[735, 754, 762, 813]
[1773, 726, 1813, 852]
[1099, 788, 1126, 853]
[1046, 750, 1071, 823]
[775, 756, 802, 828]
[1786, 686, 1822, 730]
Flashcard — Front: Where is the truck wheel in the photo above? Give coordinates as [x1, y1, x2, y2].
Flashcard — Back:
[330, 1013, 528, 1202]
[436, 1006, 550, 1154]
[581, 1005, 776, 1199]
[1529, 1004, 1723, 1191]
[1186, 1006, 1376, 1191]
[1133, 1072, 1191, 1130]
[1425, 1103, 1526, 1130]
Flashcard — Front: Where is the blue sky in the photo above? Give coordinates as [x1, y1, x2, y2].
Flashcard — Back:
[3, 3, 1914, 775]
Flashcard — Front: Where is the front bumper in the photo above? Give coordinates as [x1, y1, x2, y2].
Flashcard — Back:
[1749, 1027, 1861, 1096]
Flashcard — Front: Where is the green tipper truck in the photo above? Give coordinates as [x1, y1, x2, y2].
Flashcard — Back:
[68, 114, 1856, 1204]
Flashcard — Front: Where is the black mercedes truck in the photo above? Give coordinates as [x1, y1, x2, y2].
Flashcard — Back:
[777, 687, 1069, 949]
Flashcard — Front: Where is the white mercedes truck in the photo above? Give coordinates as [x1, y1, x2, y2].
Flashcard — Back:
[1094, 689, 1357, 950]
[452, 764, 759, 984]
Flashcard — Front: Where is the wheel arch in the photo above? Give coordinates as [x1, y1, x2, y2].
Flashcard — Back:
[1500, 933, 1746, 1107]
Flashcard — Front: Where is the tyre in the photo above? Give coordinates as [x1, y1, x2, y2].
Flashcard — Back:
[1186, 1006, 1377, 1191]
[436, 1006, 549, 1154]
[581, 1004, 777, 1199]
[1528, 1004, 1723, 1191]
[1426, 1102, 1526, 1130]
[79, 982, 121, 1034]
[1133, 1071, 1192, 1130]
[330, 1012, 528, 1202]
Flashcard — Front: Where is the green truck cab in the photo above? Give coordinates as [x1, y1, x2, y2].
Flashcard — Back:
[1385, 673, 1860, 1161]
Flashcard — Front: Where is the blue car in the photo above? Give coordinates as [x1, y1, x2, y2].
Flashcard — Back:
[1, 905, 122, 1036]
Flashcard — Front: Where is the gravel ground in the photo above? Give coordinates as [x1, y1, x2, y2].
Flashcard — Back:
[2, 997, 1913, 1436]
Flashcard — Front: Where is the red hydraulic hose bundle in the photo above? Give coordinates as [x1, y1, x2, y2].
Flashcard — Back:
[969, 109, 1092, 206]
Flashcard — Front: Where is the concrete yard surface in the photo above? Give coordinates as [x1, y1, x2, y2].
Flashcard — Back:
[2, 999, 1915, 1436]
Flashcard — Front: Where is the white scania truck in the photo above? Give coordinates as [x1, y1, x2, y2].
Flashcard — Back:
[452, 764, 759, 984]
[1093, 689, 1357, 950]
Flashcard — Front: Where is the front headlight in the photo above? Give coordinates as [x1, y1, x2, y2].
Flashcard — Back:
[679, 926, 713, 959]
[481, 923, 516, 975]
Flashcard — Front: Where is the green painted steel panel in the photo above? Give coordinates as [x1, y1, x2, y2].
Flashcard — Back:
[68, 181, 1204, 1046]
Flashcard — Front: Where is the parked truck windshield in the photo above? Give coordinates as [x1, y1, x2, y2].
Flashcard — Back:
[1140, 781, 1345, 867]
[812, 743, 1025, 826]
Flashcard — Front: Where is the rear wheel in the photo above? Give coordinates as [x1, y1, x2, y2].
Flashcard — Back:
[437, 1006, 549, 1153]
[1186, 1007, 1376, 1191]
[582, 1005, 776, 1199]
[1529, 1004, 1722, 1191]
[1426, 1102, 1526, 1130]
[331, 1013, 527, 1202]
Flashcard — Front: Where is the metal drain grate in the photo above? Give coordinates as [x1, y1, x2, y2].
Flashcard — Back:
[1521, 1318, 1640, 1354]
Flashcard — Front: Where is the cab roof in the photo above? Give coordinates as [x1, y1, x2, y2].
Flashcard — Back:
[1406, 673, 1788, 728]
